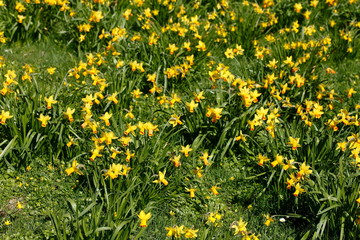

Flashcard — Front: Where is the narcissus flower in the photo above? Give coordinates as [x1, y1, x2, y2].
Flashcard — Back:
[124, 123, 137, 136]
[297, 162, 312, 179]
[235, 131, 247, 141]
[264, 214, 275, 226]
[186, 100, 198, 113]
[90, 145, 104, 161]
[286, 173, 299, 189]
[65, 160, 83, 176]
[194, 91, 205, 102]
[153, 171, 168, 186]
[104, 163, 123, 179]
[210, 186, 221, 195]
[200, 152, 211, 165]
[63, 107, 75, 122]
[346, 88, 357, 98]
[4, 220, 11, 225]
[47, 67, 56, 75]
[107, 92, 119, 104]
[193, 167, 203, 178]
[138, 210, 151, 227]
[283, 159, 296, 171]
[184, 227, 199, 238]
[271, 154, 285, 167]
[206, 107, 223, 122]
[169, 114, 183, 127]
[186, 188, 197, 198]
[257, 154, 270, 166]
[336, 142, 347, 151]
[167, 43, 179, 54]
[110, 147, 122, 159]
[230, 218, 248, 236]
[131, 89, 143, 98]
[0, 110, 13, 124]
[180, 145, 192, 157]
[16, 201, 24, 209]
[293, 3, 302, 13]
[143, 122, 159, 136]
[170, 155, 181, 167]
[37, 114, 51, 127]
[165, 225, 185, 238]
[89, 11, 104, 22]
[124, 149, 135, 162]
[293, 183, 305, 197]
[15, 2, 26, 12]
[119, 136, 131, 146]
[196, 41, 206, 51]
[125, 107, 135, 119]
[44, 96, 58, 109]
[326, 67, 336, 74]
[99, 112, 112, 126]
[207, 212, 222, 225]
[100, 131, 118, 145]
[66, 136, 77, 147]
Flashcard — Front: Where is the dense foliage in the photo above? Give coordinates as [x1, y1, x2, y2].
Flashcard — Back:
[0, 0, 359, 239]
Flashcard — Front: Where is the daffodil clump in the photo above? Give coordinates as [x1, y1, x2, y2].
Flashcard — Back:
[0, 0, 359, 239]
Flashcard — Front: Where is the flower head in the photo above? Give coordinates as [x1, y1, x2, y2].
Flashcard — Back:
[138, 210, 151, 227]
[0, 110, 13, 124]
[230, 218, 248, 236]
[37, 114, 51, 127]
[65, 160, 83, 176]
[153, 171, 168, 186]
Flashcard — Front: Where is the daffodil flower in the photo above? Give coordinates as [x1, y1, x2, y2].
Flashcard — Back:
[153, 171, 168, 186]
[37, 114, 51, 127]
[138, 210, 151, 227]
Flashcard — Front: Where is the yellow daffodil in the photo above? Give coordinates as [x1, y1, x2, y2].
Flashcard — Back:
[138, 210, 151, 227]
[63, 107, 75, 122]
[165, 225, 185, 238]
[0, 110, 13, 124]
[47, 67, 56, 75]
[169, 114, 183, 127]
[271, 154, 285, 167]
[104, 163, 122, 179]
[16, 201, 24, 209]
[293, 183, 305, 197]
[90, 145, 104, 161]
[37, 114, 51, 127]
[65, 160, 83, 176]
[230, 217, 248, 235]
[44, 96, 58, 109]
[170, 155, 181, 167]
[297, 162, 312, 179]
[167, 43, 179, 55]
[186, 188, 196, 198]
[99, 112, 112, 126]
[194, 91, 205, 102]
[199, 152, 211, 165]
[257, 154, 270, 166]
[264, 214, 275, 226]
[180, 145, 192, 157]
[184, 227, 198, 238]
[153, 170, 168, 186]
[125, 149, 135, 162]
[210, 186, 221, 195]
[4, 220, 11, 225]
[186, 100, 198, 113]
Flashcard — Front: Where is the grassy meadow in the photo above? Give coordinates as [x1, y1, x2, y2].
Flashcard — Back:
[0, 0, 360, 239]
